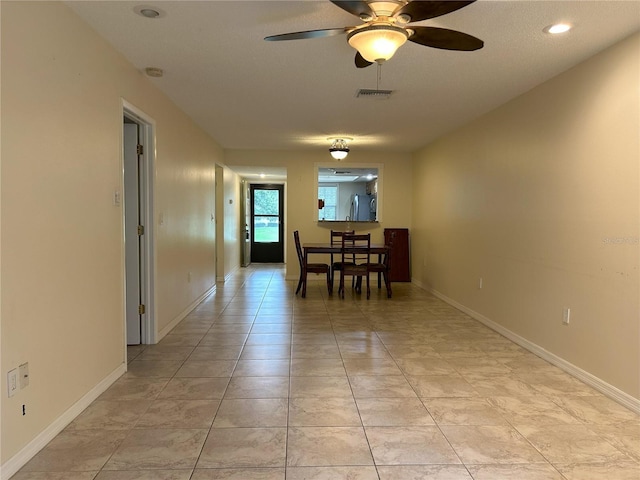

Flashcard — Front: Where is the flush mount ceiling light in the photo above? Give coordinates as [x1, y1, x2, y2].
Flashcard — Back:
[328, 138, 351, 161]
[544, 23, 572, 34]
[347, 24, 409, 64]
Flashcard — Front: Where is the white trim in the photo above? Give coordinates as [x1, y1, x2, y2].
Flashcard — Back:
[121, 99, 157, 345]
[418, 282, 640, 415]
[217, 263, 241, 283]
[156, 284, 217, 342]
[0, 364, 126, 480]
[314, 162, 383, 223]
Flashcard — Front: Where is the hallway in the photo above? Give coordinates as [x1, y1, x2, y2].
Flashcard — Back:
[14, 265, 640, 479]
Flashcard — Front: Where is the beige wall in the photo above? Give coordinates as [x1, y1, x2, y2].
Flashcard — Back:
[224, 150, 413, 278]
[223, 166, 242, 278]
[412, 33, 640, 400]
[1, 1, 223, 464]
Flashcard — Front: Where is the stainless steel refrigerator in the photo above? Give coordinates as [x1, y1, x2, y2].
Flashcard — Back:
[350, 193, 376, 221]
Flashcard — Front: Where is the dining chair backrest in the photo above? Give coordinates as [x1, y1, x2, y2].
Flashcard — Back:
[331, 229, 355, 246]
[341, 232, 370, 265]
[330, 229, 356, 269]
[293, 230, 304, 268]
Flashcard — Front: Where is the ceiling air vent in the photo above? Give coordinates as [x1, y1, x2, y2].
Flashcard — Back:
[356, 89, 393, 99]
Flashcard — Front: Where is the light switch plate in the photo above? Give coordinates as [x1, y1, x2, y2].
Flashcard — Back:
[7, 369, 18, 397]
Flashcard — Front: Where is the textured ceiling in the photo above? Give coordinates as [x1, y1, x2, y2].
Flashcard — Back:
[68, 0, 640, 156]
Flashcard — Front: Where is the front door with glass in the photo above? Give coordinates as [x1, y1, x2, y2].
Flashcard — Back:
[250, 184, 284, 263]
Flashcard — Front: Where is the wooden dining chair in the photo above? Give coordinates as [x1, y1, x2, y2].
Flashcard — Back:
[330, 229, 354, 288]
[294, 230, 331, 298]
[362, 231, 394, 298]
[338, 232, 371, 299]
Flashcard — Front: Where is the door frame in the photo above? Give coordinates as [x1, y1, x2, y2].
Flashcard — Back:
[241, 180, 251, 267]
[215, 164, 224, 281]
[249, 182, 286, 263]
[122, 99, 156, 350]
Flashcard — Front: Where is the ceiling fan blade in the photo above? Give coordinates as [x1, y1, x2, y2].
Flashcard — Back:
[355, 51, 374, 68]
[331, 1, 375, 18]
[397, 1, 477, 23]
[409, 26, 483, 51]
[264, 28, 348, 41]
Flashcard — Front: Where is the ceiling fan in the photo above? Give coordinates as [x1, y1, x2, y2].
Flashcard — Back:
[264, 1, 484, 68]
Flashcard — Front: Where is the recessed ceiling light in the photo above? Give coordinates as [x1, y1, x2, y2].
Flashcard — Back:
[134, 5, 166, 19]
[145, 67, 164, 77]
[544, 23, 572, 35]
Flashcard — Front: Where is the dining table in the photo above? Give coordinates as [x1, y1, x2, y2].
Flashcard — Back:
[302, 242, 390, 295]
[302, 242, 388, 257]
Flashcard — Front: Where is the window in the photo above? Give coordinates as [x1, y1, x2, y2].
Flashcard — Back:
[253, 189, 280, 242]
[318, 185, 338, 220]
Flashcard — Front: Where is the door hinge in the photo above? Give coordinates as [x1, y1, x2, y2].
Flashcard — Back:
[136, 144, 143, 155]
[138, 304, 146, 315]
[137, 225, 144, 235]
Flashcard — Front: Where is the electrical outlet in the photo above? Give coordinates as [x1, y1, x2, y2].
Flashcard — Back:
[479, 277, 483, 289]
[19, 363, 29, 389]
[7, 369, 18, 397]
[562, 308, 571, 325]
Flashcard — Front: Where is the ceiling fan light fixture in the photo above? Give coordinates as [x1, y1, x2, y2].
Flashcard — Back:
[347, 25, 408, 63]
[329, 138, 351, 161]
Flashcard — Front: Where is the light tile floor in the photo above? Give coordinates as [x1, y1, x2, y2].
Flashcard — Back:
[14, 265, 640, 479]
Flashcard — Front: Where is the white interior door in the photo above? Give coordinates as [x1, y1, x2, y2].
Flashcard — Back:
[124, 122, 141, 345]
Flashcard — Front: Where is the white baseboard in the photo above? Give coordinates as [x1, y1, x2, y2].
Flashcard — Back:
[156, 284, 217, 342]
[218, 263, 240, 283]
[422, 283, 640, 415]
[1, 363, 126, 480]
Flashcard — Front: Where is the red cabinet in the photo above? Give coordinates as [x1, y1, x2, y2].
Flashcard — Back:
[384, 228, 410, 282]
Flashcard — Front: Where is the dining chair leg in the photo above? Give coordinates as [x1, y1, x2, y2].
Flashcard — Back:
[326, 271, 332, 294]
[296, 274, 303, 295]
[354, 276, 361, 294]
[366, 274, 370, 299]
[301, 270, 307, 298]
[383, 271, 392, 298]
